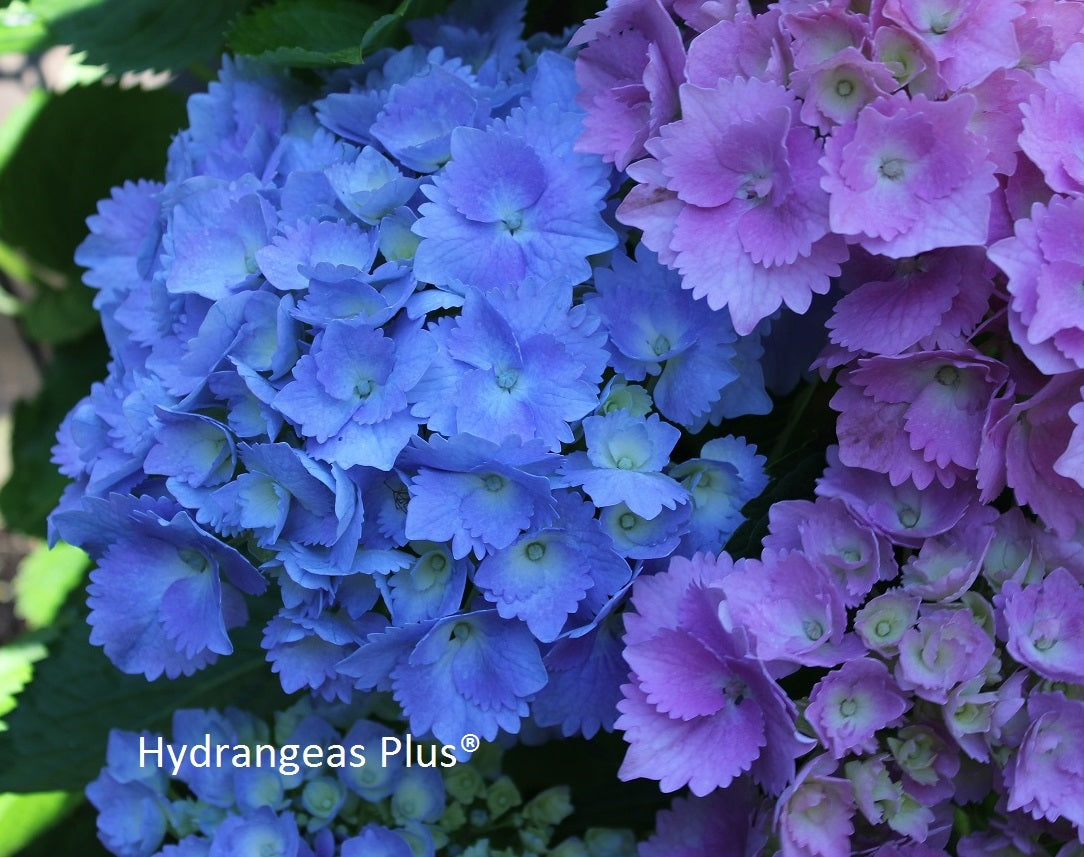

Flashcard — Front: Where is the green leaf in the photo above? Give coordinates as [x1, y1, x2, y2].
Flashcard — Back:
[4, 795, 110, 857]
[227, 0, 382, 65]
[358, 0, 446, 56]
[20, 0, 246, 74]
[724, 442, 829, 560]
[13, 542, 89, 630]
[0, 335, 109, 537]
[0, 639, 48, 726]
[0, 88, 47, 181]
[0, 600, 283, 793]
[0, 84, 185, 326]
[0, 790, 80, 857]
[0, 2, 48, 53]
[18, 277, 100, 344]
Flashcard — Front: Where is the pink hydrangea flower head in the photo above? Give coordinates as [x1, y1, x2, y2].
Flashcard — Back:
[999, 567, 1084, 685]
[1055, 394, 1084, 491]
[776, 755, 856, 857]
[870, 23, 944, 96]
[765, 497, 898, 607]
[978, 374, 1084, 538]
[988, 196, 1084, 374]
[885, 723, 960, 805]
[832, 369, 954, 491]
[827, 247, 995, 357]
[1014, 0, 1084, 68]
[899, 506, 998, 601]
[643, 77, 846, 333]
[844, 753, 936, 841]
[879, 0, 1024, 89]
[839, 349, 1011, 488]
[979, 508, 1046, 593]
[792, 47, 900, 134]
[854, 590, 920, 655]
[806, 658, 910, 758]
[617, 552, 812, 796]
[615, 155, 681, 265]
[783, 4, 868, 70]
[821, 92, 997, 258]
[942, 672, 1026, 763]
[1018, 42, 1084, 195]
[684, 8, 789, 87]
[895, 607, 996, 704]
[962, 68, 1042, 176]
[1006, 692, 1084, 833]
[817, 446, 976, 547]
[640, 784, 770, 857]
[572, 0, 687, 171]
[670, 0, 752, 32]
[719, 549, 864, 668]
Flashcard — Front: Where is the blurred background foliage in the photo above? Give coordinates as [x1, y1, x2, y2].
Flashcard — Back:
[0, 0, 605, 852]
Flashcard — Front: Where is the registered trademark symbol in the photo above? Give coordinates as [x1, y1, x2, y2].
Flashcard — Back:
[460, 733, 480, 753]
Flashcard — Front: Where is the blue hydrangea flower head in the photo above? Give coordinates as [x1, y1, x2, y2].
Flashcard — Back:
[412, 102, 616, 289]
[255, 218, 378, 293]
[412, 282, 605, 450]
[341, 610, 547, 746]
[207, 808, 304, 857]
[401, 432, 558, 560]
[169, 56, 301, 183]
[275, 318, 434, 471]
[52, 494, 264, 680]
[371, 63, 492, 173]
[561, 411, 689, 519]
[670, 436, 768, 554]
[591, 245, 745, 428]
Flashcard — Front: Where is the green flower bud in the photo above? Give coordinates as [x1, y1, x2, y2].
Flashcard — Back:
[461, 840, 491, 857]
[439, 801, 467, 832]
[853, 592, 918, 653]
[519, 828, 549, 853]
[272, 698, 315, 745]
[485, 776, 521, 819]
[549, 838, 591, 857]
[585, 828, 637, 857]
[600, 381, 653, 418]
[523, 786, 573, 828]
[468, 742, 503, 780]
[301, 777, 345, 825]
[444, 764, 486, 805]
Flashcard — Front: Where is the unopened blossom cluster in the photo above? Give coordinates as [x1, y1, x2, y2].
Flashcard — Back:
[88, 698, 634, 857]
[49, 1, 775, 849]
[575, 0, 1084, 852]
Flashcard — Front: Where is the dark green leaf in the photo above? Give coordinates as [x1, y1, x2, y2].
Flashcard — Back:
[721, 380, 838, 558]
[358, 0, 446, 56]
[24, 0, 246, 74]
[0, 88, 47, 180]
[0, 599, 283, 793]
[227, 0, 381, 66]
[17, 279, 99, 344]
[525, 0, 603, 35]
[0, 335, 108, 537]
[0, 84, 185, 315]
[724, 442, 829, 559]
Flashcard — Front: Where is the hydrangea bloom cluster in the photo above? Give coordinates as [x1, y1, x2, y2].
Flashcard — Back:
[577, 0, 1084, 851]
[52, 3, 775, 849]
[87, 699, 633, 857]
